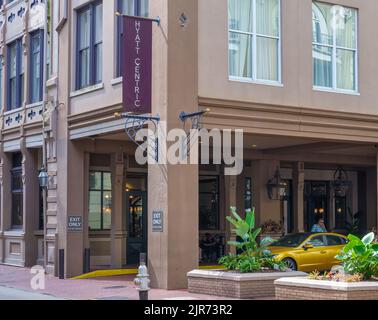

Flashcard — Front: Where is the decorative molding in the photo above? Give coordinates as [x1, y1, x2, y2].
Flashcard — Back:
[199, 97, 378, 143]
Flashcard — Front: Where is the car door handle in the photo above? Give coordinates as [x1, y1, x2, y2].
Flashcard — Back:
[320, 251, 327, 254]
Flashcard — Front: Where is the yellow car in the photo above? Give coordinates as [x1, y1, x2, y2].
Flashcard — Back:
[268, 232, 348, 272]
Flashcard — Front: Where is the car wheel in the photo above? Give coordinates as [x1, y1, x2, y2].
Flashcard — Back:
[283, 258, 297, 271]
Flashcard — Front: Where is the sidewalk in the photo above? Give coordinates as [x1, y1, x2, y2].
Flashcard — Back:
[0, 265, 237, 300]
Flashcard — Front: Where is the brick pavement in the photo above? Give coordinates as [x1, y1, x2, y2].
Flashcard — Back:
[0, 265, 261, 300]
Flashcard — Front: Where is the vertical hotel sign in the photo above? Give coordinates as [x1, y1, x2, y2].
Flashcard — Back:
[122, 16, 153, 114]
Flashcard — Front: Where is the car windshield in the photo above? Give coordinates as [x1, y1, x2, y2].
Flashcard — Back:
[270, 234, 310, 248]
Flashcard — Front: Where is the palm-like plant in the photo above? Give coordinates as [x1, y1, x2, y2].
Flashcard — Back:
[219, 207, 285, 273]
[226, 207, 274, 257]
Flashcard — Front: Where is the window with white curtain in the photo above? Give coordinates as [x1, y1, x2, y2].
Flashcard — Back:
[312, 2, 358, 92]
[228, 0, 280, 83]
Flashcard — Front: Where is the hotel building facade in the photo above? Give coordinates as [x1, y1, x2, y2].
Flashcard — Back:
[0, 0, 378, 289]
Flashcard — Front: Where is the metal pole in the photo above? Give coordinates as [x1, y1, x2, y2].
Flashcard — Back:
[115, 12, 161, 26]
[59, 249, 65, 279]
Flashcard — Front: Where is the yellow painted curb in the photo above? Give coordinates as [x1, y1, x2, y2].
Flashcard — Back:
[199, 265, 226, 270]
[71, 269, 138, 280]
[71, 265, 225, 280]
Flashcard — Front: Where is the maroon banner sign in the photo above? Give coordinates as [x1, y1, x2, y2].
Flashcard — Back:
[122, 16, 152, 114]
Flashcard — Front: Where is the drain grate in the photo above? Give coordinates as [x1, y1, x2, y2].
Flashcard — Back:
[103, 286, 128, 290]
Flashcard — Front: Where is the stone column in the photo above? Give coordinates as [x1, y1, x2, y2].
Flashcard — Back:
[224, 174, 237, 255]
[111, 152, 126, 268]
[0, 146, 11, 264]
[148, 0, 199, 289]
[251, 160, 281, 228]
[293, 162, 305, 232]
[57, 138, 85, 278]
[21, 143, 39, 267]
[44, 135, 59, 276]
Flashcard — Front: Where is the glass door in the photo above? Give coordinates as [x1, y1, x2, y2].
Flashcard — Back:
[126, 190, 147, 265]
[304, 182, 330, 232]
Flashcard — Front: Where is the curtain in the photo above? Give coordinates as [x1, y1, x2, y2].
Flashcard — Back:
[140, 0, 149, 17]
[228, 0, 253, 78]
[122, 0, 149, 16]
[312, 2, 333, 87]
[79, 9, 90, 88]
[228, 0, 279, 81]
[256, 0, 279, 81]
[94, 4, 103, 83]
[313, 45, 332, 88]
[312, 2, 356, 90]
[336, 9, 356, 90]
[121, 0, 134, 15]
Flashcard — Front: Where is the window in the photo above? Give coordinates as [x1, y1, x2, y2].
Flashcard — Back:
[30, 30, 44, 104]
[89, 171, 112, 230]
[307, 235, 325, 247]
[228, 0, 280, 82]
[116, 0, 149, 77]
[199, 176, 219, 230]
[11, 153, 23, 229]
[7, 39, 24, 110]
[76, 1, 103, 90]
[326, 235, 347, 246]
[312, 2, 358, 92]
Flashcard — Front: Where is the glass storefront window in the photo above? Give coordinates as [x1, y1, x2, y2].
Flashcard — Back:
[199, 176, 219, 230]
[11, 152, 23, 229]
[89, 171, 112, 230]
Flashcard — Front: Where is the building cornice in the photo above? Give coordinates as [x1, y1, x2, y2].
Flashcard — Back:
[199, 97, 378, 143]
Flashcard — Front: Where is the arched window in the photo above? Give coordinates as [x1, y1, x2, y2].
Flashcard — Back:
[312, 1, 357, 92]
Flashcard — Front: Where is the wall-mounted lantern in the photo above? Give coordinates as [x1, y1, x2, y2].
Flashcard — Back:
[38, 166, 49, 190]
[332, 166, 350, 197]
[266, 168, 288, 201]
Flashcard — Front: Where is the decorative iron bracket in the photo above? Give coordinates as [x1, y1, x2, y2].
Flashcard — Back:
[115, 12, 161, 26]
[179, 109, 210, 131]
[179, 109, 210, 156]
[116, 113, 160, 162]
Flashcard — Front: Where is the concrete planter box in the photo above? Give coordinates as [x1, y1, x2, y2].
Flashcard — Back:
[187, 269, 307, 299]
[275, 277, 378, 300]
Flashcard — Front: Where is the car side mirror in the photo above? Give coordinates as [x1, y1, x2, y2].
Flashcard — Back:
[303, 244, 314, 250]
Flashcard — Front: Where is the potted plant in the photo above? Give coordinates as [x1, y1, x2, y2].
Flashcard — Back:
[275, 232, 378, 300]
[335, 232, 378, 281]
[187, 207, 306, 299]
[219, 208, 285, 273]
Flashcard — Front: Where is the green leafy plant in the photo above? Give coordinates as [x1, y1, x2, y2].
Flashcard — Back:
[218, 207, 286, 273]
[345, 208, 360, 235]
[336, 232, 378, 280]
